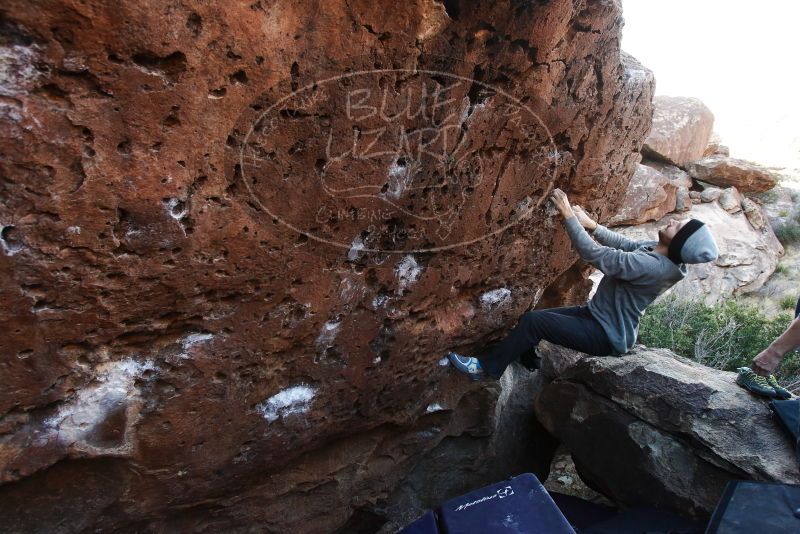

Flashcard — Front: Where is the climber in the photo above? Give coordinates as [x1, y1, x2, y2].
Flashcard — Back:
[447, 188, 719, 381]
[734, 295, 800, 399]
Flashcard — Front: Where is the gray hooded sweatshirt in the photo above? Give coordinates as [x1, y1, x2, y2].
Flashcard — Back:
[563, 216, 686, 355]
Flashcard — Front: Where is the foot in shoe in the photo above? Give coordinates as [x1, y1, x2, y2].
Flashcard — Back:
[735, 367, 777, 398]
[766, 374, 792, 399]
[447, 352, 485, 381]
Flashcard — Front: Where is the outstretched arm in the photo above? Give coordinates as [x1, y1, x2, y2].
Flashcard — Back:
[563, 217, 658, 281]
[752, 317, 800, 375]
[573, 206, 648, 252]
[551, 190, 657, 282]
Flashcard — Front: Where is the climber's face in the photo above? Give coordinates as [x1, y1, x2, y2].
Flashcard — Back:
[658, 218, 687, 245]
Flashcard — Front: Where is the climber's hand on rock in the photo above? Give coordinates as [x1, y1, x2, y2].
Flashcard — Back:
[573, 205, 598, 231]
[551, 189, 574, 219]
[752, 348, 782, 376]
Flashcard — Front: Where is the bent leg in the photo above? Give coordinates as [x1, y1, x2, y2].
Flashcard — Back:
[476, 307, 611, 378]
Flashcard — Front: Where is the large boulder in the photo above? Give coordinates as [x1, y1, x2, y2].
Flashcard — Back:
[534, 342, 800, 518]
[642, 96, 715, 168]
[0, 0, 654, 531]
[687, 155, 778, 193]
[607, 162, 681, 226]
[615, 202, 783, 304]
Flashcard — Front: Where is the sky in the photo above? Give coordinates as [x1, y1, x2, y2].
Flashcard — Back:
[621, 0, 800, 172]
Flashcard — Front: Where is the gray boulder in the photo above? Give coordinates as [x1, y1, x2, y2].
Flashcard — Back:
[534, 341, 800, 518]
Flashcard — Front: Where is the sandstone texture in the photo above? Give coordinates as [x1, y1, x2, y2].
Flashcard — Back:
[0, 1, 654, 531]
[642, 96, 714, 168]
[616, 203, 784, 304]
[688, 155, 778, 193]
[606, 163, 678, 226]
[534, 342, 800, 518]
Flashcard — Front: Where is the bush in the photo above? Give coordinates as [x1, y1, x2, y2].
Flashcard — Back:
[780, 295, 797, 310]
[774, 211, 800, 245]
[639, 296, 793, 375]
[775, 221, 800, 245]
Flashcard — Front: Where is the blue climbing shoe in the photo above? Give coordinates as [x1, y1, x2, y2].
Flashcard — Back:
[447, 352, 486, 381]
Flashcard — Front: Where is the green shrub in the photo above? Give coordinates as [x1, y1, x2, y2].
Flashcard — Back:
[780, 295, 797, 310]
[639, 296, 793, 375]
[775, 219, 800, 245]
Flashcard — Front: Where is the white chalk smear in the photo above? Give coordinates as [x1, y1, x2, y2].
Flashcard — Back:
[0, 43, 40, 98]
[395, 255, 422, 294]
[44, 358, 155, 446]
[179, 333, 214, 359]
[426, 403, 444, 413]
[372, 294, 388, 309]
[347, 235, 365, 261]
[480, 287, 511, 307]
[255, 384, 317, 423]
[316, 320, 340, 347]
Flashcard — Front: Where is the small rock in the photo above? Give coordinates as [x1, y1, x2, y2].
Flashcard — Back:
[557, 475, 574, 486]
[741, 197, 767, 231]
[703, 132, 723, 157]
[554, 461, 568, 470]
[700, 187, 722, 203]
[689, 191, 701, 200]
[675, 187, 691, 212]
[718, 187, 742, 213]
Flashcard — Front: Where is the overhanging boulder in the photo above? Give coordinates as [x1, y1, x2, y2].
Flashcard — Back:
[0, 0, 654, 531]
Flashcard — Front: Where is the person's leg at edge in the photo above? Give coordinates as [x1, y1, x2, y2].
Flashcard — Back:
[476, 306, 612, 379]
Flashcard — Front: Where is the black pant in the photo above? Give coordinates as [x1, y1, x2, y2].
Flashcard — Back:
[795, 296, 800, 319]
[476, 306, 613, 378]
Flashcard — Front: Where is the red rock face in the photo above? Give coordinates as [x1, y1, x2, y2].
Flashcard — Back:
[0, 1, 653, 531]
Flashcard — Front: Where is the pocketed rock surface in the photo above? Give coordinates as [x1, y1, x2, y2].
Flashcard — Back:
[0, 1, 653, 531]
